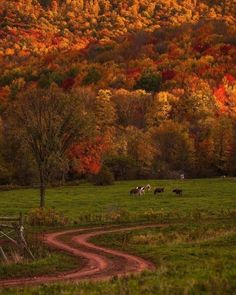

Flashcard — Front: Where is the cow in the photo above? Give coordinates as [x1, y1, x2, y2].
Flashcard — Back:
[144, 184, 152, 191]
[154, 187, 164, 194]
[136, 186, 145, 194]
[173, 189, 182, 195]
[130, 188, 143, 196]
[136, 184, 152, 194]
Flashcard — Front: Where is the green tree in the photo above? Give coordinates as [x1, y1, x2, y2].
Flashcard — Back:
[82, 67, 101, 85]
[135, 69, 162, 92]
[105, 155, 138, 180]
[38, 0, 52, 8]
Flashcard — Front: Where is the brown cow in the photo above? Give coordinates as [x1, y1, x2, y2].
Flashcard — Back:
[173, 189, 182, 195]
[154, 187, 165, 194]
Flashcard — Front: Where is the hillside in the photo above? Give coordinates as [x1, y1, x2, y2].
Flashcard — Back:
[0, 0, 235, 183]
[0, 0, 235, 58]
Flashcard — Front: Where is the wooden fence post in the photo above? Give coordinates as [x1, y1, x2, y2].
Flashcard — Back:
[0, 246, 8, 263]
[0, 212, 35, 261]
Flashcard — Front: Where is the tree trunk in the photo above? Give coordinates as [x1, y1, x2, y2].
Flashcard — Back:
[39, 167, 46, 208]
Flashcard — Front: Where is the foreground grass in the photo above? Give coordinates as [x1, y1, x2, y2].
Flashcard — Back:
[0, 178, 236, 222]
[1, 219, 235, 295]
[92, 219, 236, 294]
[2, 219, 235, 295]
[0, 251, 82, 280]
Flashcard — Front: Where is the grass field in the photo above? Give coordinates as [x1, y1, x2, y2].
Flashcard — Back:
[0, 252, 82, 280]
[92, 220, 236, 294]
[0, 178, 236, 221]
[0, 178, 236, 294]
[1, 220, 236, 295]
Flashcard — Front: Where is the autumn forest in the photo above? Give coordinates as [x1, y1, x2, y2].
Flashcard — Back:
[0, 0, 236, 187]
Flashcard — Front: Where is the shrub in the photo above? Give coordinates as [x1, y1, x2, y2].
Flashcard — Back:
[143, 208, 165, 221]
[93, 166, 114, 185]
[106, 208, 131, 223]
[27, 208, 68, 226]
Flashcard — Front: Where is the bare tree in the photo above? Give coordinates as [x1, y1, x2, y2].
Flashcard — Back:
[6, 85, 91, 207]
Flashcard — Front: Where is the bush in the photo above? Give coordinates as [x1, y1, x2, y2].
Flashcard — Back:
[93, 166, 114, 185]
[27, 208, 68, 226]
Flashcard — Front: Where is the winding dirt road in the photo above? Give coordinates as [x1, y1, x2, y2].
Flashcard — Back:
[0, 224, 162, 288]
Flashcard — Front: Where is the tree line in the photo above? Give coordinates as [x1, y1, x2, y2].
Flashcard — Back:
[0, 12, 235, 207]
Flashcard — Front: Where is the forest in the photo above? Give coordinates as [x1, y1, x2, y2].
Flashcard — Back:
[0, 0, 236, 186]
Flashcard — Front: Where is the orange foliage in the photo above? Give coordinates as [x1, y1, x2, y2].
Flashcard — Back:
[68, 137, 109, 175]
[214, 74, 236, 115]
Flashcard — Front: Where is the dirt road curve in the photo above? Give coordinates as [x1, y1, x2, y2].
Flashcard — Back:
[0, 224, 161, 288]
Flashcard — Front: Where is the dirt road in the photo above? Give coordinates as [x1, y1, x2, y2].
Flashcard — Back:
[0, 224, 162, 288]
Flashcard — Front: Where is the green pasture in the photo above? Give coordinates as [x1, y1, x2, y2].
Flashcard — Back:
[0, 178, 235, 221]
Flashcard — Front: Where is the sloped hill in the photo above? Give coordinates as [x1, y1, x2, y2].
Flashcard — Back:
[0, 0, 235, 58]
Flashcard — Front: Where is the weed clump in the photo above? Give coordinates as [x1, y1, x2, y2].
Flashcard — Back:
[27, 208, 68, 226]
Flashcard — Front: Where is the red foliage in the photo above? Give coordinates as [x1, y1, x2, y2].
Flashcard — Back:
[61, 77, 75, 90]
[126, 68, 141, 77]
[79, 48, 89, 56]
[0, 87, 9, 99]
[162, 70, 176, 81]
[213, 73, 236, 114]
[193, 43, 209, 53]
[146, 37, 158, 45]
[52, 37, 60, 46]
[220, 45, 233, 55]
[68, 137, 109, 175]
[0, 30, 7, 37]
[224, 74, 235, 84]
[26, 29, 43, 39]
[214, 85, 227, 103]
[43, 55, 54, 65]
[197, 65, 210, 76]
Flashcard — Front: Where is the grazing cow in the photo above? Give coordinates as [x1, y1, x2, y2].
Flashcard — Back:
[136, 186, 145, 194]
[145, 184, 152, 191]
[154, 187, 164, 194]
[173, 189, 182, 195]
[136, 184, 152, 194]
[130, 188, 143, 196]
